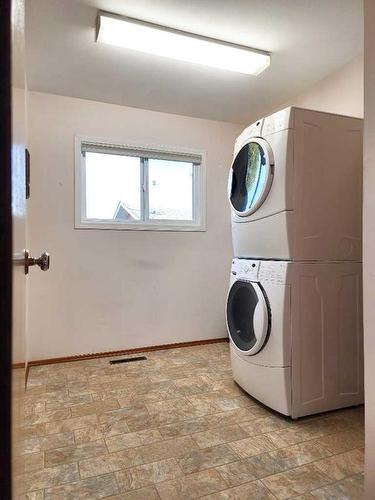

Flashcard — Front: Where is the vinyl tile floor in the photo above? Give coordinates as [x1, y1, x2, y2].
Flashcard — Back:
[22, 342, 364, 499]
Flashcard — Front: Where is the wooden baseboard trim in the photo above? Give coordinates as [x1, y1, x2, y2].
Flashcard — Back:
[28, 337, 229, 367]
[11, 362, 25, 369]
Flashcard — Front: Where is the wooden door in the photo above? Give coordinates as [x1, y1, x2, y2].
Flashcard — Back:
[11, 0, 27, 497]
[0, 0, 27, 497]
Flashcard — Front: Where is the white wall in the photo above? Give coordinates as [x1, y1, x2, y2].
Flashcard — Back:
[261, 56, 363, 121]
[289, 56, 363, 118]
[364, 1, 375, 496]
[27, 92, 241, 360]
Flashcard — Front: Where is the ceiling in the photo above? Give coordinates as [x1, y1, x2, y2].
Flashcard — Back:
[25, 0, 363, 124]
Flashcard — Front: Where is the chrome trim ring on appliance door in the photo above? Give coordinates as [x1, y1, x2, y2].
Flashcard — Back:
[228, 137, 274, 217]
[226, 280, 270, 355]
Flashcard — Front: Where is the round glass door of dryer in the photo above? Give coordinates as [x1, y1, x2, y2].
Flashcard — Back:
[226, 280, 270, 355]
[228, 138, 274, 217]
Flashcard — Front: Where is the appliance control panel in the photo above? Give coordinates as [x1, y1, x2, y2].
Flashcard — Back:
[258, 261, 289, 284]
[231, 259, 289, 284]
[231, 259, 260, 281]
[262, 107, 294, 136]
[234, 119, 264, 153]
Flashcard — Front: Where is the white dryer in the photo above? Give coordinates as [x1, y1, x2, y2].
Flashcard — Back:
[226, 258, 364, 418]
[228, 107, 362, 261]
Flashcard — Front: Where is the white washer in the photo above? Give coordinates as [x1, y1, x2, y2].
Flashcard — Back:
[226, 258, 364, 418]
[228, 107, 363, 261]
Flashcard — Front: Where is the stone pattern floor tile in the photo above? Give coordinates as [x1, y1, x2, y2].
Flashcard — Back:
[44, 473, 119, 499]
[106, 486, 160, 499]
[25, 491, 45, 500]
[156, 468, 228, 499]
[24, 452, 44, 473]
[201, 479, 278, 499]
[25, 463, 79, 491]
[261, 464, 332, 499]
[39, 431, 75, 451]
[105, 428, 162, 453]
[266, 440, 333, 469]
[312, 448, 364, 481]
[78, 448, 144, 479]
[310, 472, 364, 499]
[115, 457, 183, 491]
[312, 429, 364, 454]
[191, 424, 249, 448]
[178, 443, 239, 474]
[23, 342, 365, 499]
[229, 433, 288, 458]
[44, 440, 107, 467]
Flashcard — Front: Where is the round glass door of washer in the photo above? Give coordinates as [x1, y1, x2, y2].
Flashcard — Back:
[226, 280, 270, 355]
[228, 138, 274, 217]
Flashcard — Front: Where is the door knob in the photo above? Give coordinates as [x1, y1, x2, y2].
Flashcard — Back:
[24, 250, 50, 274]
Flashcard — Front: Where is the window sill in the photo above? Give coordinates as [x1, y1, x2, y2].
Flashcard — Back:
[75, 221, 206, 232]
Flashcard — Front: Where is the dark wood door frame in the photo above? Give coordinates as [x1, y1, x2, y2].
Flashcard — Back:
[0, 0, 13, 497]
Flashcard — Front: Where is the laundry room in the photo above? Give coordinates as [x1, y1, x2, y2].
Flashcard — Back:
[2, 0, 375, 499]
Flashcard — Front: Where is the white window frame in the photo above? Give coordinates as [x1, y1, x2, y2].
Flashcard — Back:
[75, 135, 206, 231]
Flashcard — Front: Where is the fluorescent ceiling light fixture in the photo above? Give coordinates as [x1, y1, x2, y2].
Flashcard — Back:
[96, 12, 270, 76]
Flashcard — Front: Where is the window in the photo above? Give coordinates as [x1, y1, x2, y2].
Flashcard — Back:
[75, 137, 206, 231]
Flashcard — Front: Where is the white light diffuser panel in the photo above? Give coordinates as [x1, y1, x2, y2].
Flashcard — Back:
[97, 12, 270, 76]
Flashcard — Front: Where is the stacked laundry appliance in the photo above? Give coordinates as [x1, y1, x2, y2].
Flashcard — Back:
[226, 107, 364, 419]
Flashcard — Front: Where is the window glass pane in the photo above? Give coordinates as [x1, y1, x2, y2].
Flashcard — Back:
[148, 159, 194, 220]
[85, 152, 141, 221]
